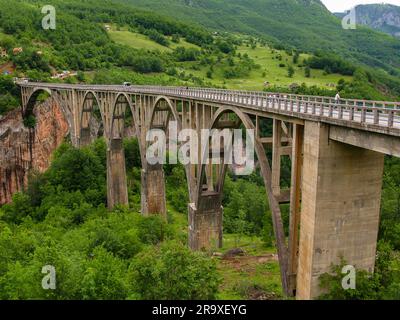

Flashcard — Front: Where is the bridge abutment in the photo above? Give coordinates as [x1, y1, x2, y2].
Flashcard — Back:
[296, 121, 385, 300]
[106, 138, 129, 209]
[189, 194, 223, 251]
[141, 164, 167, 217]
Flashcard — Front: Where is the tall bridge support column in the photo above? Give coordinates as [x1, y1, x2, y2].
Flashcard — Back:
[296, 121, 385, 300]
[106, 138, 129, 209]
[80, 128, 92, 147]
[189, 194, 223, 251]
[141, 164, 167, 217]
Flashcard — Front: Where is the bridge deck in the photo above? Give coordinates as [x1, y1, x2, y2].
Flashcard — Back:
[19, 82, 400, 137]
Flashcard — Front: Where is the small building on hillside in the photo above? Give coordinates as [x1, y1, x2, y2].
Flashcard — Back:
[104, 24, 111, 31]
[12, 47, 23, 55]
[0, 47, 8, 58]
[51, 70, 77, 80]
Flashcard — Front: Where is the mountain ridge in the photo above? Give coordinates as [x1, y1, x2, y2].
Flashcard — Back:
[119, 0, 400, 74]
[335, 4, 400, 38]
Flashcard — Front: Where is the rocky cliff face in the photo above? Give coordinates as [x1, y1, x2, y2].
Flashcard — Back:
[336, 4, 400, 38]
[0, 98, 69, 204]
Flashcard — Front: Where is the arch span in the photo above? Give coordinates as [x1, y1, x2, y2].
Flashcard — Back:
[24, 88, 52, 118]
[149, 96, 182, 130]
[79, 91, 103, 146]
[141, 96, 187, 217]
[197, 105, 290, 294]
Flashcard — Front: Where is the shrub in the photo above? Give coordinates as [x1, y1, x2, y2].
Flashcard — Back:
[1, 193, 34, 224]
[174, 47, 201, 62]
[80, 247, 128, 300]
[127, 241, 220, 300]
[318, 259, 381, 300]
[46, 146, 106, 195]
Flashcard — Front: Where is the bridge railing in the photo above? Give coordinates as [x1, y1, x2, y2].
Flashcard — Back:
[266, 93, 400, 110]
[128, 85, 400, 110]
[20, 83, 400, 130]
[23, 82, 400, 110]
[133, 86, 399, 129]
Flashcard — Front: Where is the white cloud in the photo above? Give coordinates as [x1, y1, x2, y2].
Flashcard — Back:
[321, 0, 400, 12]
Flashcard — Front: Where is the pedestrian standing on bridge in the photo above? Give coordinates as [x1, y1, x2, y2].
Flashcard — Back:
[335, 92, 341, 104]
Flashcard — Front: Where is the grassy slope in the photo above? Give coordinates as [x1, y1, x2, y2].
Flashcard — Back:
[109, 27, 352, 90]
[186, 45, 351, 90]
[168, 205, 283, 300]
[108, 25, 201, 52]
[216, 235, 283, 300]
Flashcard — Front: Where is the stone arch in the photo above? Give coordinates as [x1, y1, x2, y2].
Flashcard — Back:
[149, 96, 182, 131]
[140, 96, 184, 217]
[196, 106, 244, 200]
[105, 92, 137, 211]
[110, 92, 139, 140]
[24, 88, 52, 118]
[148, 96, 201, 202]
[196, 105, 289, 293]
[79, 91, 104, 146]
[109, 93, 132, 139]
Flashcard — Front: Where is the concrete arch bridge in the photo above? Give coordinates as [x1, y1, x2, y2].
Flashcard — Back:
[19, 82, 400, 299]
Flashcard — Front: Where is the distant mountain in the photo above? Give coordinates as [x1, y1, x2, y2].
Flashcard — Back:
[120, 0, 400, 74]
[335, 4, 400, 38]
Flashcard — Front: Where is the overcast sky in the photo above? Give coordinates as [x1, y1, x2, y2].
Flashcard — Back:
[321, 0, 400, 12]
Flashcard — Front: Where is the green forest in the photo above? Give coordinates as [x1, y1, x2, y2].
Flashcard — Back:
[0, 136, 400, 300]
[0, 139, 272, 299]
[1, 0, 400, 116]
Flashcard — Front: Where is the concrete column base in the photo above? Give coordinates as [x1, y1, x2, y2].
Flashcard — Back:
[141, 164, 166, 217]
[107, 138, 129, 209]
[80, 127, 92, 147]
[296, 121, 385, 300]
[189, 194, 223, 251]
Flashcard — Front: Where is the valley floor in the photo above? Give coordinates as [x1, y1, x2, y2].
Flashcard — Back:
[168, 208, 283, 300]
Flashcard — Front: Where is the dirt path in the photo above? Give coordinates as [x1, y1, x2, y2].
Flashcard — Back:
[220, 253, 278, 273]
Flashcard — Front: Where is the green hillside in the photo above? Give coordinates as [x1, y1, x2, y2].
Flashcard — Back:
[108, 27, 352, 90]
[120, 0, 400, 74]
[1, 0, 400, 302]
[108, 25, 201, 52]
[0, 0, 398, 102]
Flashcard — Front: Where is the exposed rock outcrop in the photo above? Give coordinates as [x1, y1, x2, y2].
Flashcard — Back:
[335, 4, 400, 38]
[0, 98, 69, 204]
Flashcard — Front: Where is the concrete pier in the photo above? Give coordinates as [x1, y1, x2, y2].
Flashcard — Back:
[80, 127, 91, 147]
[106, 138, 129, 209]
[296, 121, 385, 299]
[141, 164, 167, 217]
[188, 194, 223, 251]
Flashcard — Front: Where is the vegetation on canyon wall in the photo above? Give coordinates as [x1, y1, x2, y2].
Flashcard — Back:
[0, 137, 399, 299]
[0, 0, 399, 112]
